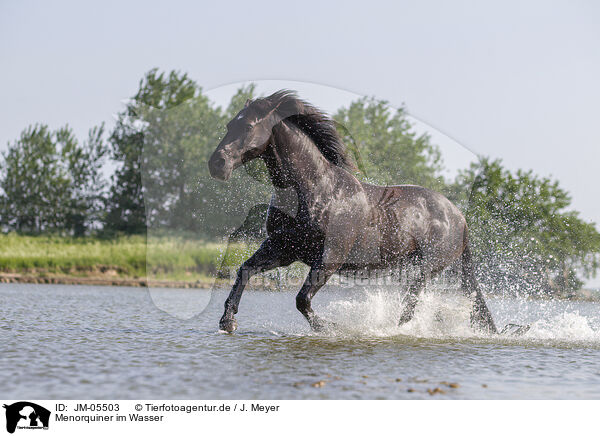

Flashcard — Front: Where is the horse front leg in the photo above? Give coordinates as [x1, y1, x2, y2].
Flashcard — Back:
[220, 237, 294, 333]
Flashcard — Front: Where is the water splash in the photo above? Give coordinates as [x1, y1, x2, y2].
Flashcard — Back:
[318, 290, 474, 338]
[307, 287, 600, 345]
[525, 312, 599, 342]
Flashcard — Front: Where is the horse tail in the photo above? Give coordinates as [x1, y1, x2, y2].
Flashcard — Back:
[461, 227, 498, 334]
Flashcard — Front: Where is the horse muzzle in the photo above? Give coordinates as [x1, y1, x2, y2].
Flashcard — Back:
[208, 151, 233, 181]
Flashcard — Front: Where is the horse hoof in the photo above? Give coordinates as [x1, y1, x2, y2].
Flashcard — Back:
[398, 315, 413, 327]
[500, 323, 531, 336]
[470, 314, 498, 335]
[219, 317, 238, 333]
[311, 316, 336, 332]
[470, 322, 497, 335]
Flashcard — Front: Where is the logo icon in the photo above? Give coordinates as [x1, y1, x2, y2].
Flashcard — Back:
[3, 402, 50, 434]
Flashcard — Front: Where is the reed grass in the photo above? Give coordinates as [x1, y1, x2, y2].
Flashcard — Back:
[0, 233, 257, 282]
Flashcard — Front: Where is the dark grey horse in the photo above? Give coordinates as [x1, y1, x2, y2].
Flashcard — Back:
[208, 90, 498, 334]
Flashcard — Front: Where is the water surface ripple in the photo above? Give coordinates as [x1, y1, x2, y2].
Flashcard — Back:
[1, 284, 599, 399]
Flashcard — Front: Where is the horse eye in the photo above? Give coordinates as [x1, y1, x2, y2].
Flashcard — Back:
[245, 125, 253, 131]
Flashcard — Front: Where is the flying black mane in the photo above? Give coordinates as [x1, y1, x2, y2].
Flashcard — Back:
[253, 90, 356, 171]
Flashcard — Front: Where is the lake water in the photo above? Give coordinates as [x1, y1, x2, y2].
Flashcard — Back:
[1, 283, 599, 399]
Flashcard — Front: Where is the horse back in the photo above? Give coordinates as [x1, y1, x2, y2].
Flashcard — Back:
[360, 183, 467, 266]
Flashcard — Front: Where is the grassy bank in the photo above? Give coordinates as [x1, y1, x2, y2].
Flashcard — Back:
[0, 233, 258, 286]
[1, 234, 597, 300]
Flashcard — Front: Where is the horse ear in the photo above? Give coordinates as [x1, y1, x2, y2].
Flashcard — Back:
[244, 99, 251, 108]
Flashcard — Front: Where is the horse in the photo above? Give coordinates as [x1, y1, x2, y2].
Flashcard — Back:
[208, 90, 498, 334]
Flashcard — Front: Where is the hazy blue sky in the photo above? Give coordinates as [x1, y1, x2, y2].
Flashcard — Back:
[1, 1, 599, 280]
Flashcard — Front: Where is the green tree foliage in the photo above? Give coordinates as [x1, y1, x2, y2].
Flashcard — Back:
[333, 97, 443, 188]
[0, 124, 107, 235]
[455, 157, 600, 296]
[138, 75, 221, 231]
[104, 69, 198, 234]
[105, 72, 271, 239]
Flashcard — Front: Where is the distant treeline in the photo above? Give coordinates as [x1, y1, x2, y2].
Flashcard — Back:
[1, 69, 599, 296]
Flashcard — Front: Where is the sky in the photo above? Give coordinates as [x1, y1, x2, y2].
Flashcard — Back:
[1, 1, 599, 283]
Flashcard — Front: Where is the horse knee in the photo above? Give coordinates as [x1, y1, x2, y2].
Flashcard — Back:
[237, 263, 256, 282]
[296, 294, 310, 313]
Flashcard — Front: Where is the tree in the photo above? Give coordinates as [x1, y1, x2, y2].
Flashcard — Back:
[0, 125, 65, 232]
[139, 76, 222, 232]
[333, 97, 444, 188]
[104, 69, 198, 234]
[105, 71, 271, 239]
[0, 124, 107, 235]
[455, 157, 600, 296]
[62, 124, 108, 234]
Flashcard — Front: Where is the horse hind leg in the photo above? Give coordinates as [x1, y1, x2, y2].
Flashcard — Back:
[461, 244, 498, 334]
[296, 265, 338, 332]
[397, 258, 447, 327]
[398, 268, 426, 326]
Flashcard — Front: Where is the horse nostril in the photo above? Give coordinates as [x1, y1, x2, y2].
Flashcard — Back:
[214, 156, 226, 169]
[209, 152, 232, 180]
[210, 154, 226, 170]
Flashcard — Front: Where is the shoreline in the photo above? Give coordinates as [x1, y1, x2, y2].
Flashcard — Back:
[1, 272, 598, 302]
[0, 272, 215, 289]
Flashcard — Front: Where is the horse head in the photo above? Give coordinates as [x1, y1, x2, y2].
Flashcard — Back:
[209, 98, 276, 181]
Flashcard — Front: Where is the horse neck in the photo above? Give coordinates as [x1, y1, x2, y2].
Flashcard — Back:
[267, 121, 337, 199]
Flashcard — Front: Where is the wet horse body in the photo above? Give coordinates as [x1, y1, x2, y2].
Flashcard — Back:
[209, 91, 497, 334]
[268, 182, 463, 276]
